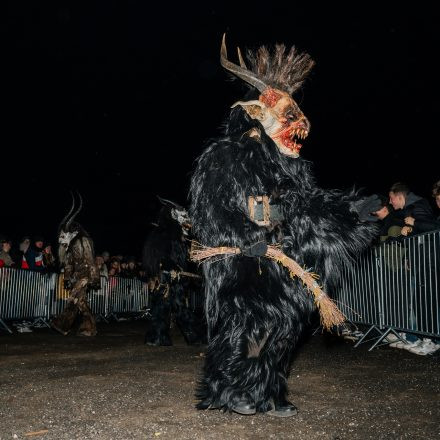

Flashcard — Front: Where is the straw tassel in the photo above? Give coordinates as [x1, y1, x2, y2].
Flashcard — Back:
[190, 241, 346, 330]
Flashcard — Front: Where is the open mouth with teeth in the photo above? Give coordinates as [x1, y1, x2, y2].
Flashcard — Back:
[272, 125, 309, 154]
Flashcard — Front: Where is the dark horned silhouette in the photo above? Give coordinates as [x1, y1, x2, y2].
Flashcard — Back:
[51, 191, 100, 337]
[142, 197, 205, 346]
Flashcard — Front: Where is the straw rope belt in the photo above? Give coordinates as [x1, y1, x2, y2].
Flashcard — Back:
[190, 241, 345, 330]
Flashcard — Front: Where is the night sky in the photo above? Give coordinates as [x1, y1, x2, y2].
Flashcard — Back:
[2, 2, 439, 256]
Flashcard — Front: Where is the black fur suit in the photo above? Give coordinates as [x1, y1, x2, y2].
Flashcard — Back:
[143, 198, 205, 346]
[189, 37, 379, 416]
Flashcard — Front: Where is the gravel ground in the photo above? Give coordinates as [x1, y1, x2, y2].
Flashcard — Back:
[0, 321, 439, 440]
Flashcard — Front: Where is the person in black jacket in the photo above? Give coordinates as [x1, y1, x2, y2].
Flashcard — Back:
[372, 195, 405, 243]
[388, 182, 439, 351]
[388, 182, 440, 236]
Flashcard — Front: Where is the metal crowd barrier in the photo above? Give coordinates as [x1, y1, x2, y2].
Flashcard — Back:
[3, 230, 438, 346]
[0, 271, 149, 334]
[335, 229, 440, 350]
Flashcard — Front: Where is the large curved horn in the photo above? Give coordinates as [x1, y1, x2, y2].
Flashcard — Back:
[66, 191, 83, 228]
[237, 47, 247, 69]
[157, 195, 180, 210]
[58, 191, 75, 231]
[220, 34, 268, 93]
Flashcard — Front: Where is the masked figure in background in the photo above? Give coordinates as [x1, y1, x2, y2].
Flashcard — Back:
[51, 193, 100, 337]
[189, 36, 380, 417]
[143, 197, 206, 346]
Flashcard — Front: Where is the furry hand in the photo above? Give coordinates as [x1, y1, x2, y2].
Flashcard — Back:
[240, 240, 268, 257]
[355, 195, 382, 222]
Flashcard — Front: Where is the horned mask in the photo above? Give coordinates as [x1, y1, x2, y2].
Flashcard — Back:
[221, 34, 314, 157]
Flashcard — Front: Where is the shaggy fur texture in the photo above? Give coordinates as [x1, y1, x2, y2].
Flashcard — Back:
[143, 205, 189, 280]
[143, 203, 206, 346]
[53, 218, 100, 336]
[189, 44, 377, 413]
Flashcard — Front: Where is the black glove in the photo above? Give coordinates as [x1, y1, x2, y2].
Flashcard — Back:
[354, 194, 382, 222]
[240, 240, 268, 257]
[63, 279, 72, 290]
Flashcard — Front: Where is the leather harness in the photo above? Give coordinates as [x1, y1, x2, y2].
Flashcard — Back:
[248, 195, 284, 227]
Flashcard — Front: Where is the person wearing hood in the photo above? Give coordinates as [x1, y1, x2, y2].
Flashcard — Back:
[388, 182, 440, 236]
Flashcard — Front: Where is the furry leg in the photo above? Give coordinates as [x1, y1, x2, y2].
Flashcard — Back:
[196, 312, 300, 413]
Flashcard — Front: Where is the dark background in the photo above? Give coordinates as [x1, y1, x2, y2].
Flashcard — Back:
[1, 2, 439, 256]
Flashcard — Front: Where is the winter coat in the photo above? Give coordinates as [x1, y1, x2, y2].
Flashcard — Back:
[402, 193, 440, 234]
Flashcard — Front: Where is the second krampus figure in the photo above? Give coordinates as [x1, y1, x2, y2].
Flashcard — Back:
[143, 198, 206, 346]
[51, 193, 100, 337]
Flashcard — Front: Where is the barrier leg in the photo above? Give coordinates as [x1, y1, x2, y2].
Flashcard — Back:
[32, 316, 51, 329]
[0, 318, 13, 334]
[353, 325, 383, 348]
[95, 313, 109, 324]
[312, 326, 322, 335]
[368, 327, 402, 351]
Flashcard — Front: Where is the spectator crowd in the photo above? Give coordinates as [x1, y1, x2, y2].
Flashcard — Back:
[370, 180, 440, 244]
[0, 235, 145, 280]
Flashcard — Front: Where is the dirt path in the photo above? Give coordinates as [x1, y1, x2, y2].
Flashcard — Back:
[0, 322, 438, 439]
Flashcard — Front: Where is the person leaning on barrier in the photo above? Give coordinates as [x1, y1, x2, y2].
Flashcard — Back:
[387, 183, 440, 354]
[18, 236, 37, 270]
[121, 256, 140, 278]
[0, 237, 16, 268]
[388, 182, 440, 236]
[95, 255, 109, 281]
[108, 257, 121, 277]
[372, 195, 405, 244]
[371, 196, 407, 272]
[42, 242, 57, 272]
[32, 236, 46, 271]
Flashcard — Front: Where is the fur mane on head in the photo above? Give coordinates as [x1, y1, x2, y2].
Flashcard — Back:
[245, 45, 314, 94]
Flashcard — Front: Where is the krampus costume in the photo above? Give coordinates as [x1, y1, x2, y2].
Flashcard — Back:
[51, 193, 100, 337]
[143, 198, 205, 346]
[189, 36, 380, 416]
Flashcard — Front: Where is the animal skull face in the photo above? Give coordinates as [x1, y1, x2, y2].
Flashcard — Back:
[171, 207, 192, 236]
[233, 87, 310, 158]
[58, 230, 78, 247]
